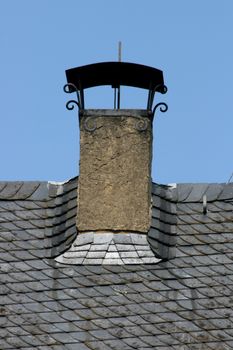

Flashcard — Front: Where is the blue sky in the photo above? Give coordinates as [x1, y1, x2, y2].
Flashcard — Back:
[1, 0, 233, 184]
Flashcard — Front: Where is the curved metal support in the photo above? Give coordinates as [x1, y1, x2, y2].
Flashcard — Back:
[152, 102, 168, 118]
[63, 82, 78, 94]
[84, 117, 97, 132]
[161, 85, 168, 94]
[63, 83, 84, 111]
[66, 100, 80, 111]
[147, 84, 168, 110]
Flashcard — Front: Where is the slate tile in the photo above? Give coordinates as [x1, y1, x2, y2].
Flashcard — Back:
[123, 265, 145, 272]
[58, 310, 82, 321]
[83, 306, 116, 319]
[131, 234, 147, 245]
[69, 331, 92, 342]
[140, 323, 162, 335]
[108, 305, 136, 317]
[89, 329, 116, 340]
[143, 280, 170, 291]
[58, 257, 85, 264]
[120, 251, 139, 258]
[109, 317, 134, 328]
[157, 312, 184, 323]
[123, 292, 147, 304]
[77, 298, 100, 309]
[50, 332, 80, 343]
[142, 256, 162, 264]
[92, 296, 117, 307]
[136, 313, 164, 324]
[158, 301, 181, 313]
[89, 244, 109, 251]
[74, 233, 94, 246]
[0, 338, 12, 349]
[151, 219, 174, 234]
[127, 282, 151, 293]
[0, 328, 8, 339]
[206, 342, 232, 350]
[20, 334, 44, 346]
[218, 184, 233, 200]
[105, 252, 121, 259]
[113, 234, 132, 244]
[0, 182, 23, 199]
[214, 308, 233, 318]
[177, 278, 205, 289]
[123, 336, 150, 349]
[94, 233, 113, 244]
[125, 325, 151, 337]
[4, 336, 29, 348]
[140, 335, 165, 347]
[91, 318, 113, 330]
[121, 258, 143, 264]
[177, 184, 193, 202]
[173, 320, 201, 333]
[135, 244, 151, 251]
[209, 318, 232, 330]
[85, 340, 113, 350]
[209, 329, 232, 341]
[102, 258, 124, 265]
[37, 334, 59, 346]
[159, 333, 184, 345]
[104, 339, 135, 350]
[193, 318, 216, 331]
[209, 254, 233, 265]
[75, 307, 101, 320]
[54, 321, 88, 333]
[126, 303, 151, 315]
[116, 244, 135, 251]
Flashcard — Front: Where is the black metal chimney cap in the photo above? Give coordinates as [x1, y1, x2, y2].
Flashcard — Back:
[65, 61, 164, 91]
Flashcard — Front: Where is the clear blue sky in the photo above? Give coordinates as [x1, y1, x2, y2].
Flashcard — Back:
[1, 0, 233, 184]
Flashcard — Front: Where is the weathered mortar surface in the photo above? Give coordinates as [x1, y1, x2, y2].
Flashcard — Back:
[77, 109, 152, 233]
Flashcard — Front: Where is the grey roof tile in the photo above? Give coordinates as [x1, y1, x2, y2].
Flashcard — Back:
[140, 335, 165, 347]
[1, 178, 233, 349]
[85, 341, 113, 350]
[123, 336, 151, 348]
[104, 338, 135, 350]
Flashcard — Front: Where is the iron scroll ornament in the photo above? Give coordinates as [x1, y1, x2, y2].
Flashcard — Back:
[63, 83, 82, 110]
[152, 102, 168, 118]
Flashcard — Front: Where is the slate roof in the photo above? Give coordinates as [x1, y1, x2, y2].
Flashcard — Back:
[1, 177, 233, 349]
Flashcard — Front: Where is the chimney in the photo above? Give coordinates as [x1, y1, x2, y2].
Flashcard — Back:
[61, 61, 168, 265]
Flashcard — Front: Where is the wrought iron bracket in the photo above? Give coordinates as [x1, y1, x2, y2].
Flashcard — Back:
[149, 84, 168, 119]
[152, 102, 168, 118]
[147, 84, 167, 110]
[63, 78, 168, 127]
[63, 83, 84, 111]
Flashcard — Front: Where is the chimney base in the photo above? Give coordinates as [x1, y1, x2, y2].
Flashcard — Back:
[55, 232, 161, 265]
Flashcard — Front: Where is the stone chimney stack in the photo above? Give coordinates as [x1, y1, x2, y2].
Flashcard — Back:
[63, 61, 167, 262]
[78, 108, 152, 233]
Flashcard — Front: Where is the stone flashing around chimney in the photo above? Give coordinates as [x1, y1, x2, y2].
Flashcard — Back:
[55, 232, 161, 265]
[77, 109, 153, 233]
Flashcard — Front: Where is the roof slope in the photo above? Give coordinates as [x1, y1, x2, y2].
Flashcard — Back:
[1, 178, 233, 349]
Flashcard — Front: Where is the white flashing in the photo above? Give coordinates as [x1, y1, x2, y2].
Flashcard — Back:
[48, 179, 70, 185]
[168, 183, 177, 189]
